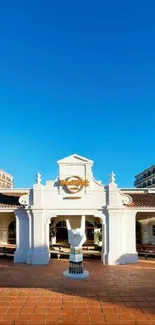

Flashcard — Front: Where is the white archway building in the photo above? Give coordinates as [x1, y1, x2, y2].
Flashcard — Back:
[0, 154, 155, 265]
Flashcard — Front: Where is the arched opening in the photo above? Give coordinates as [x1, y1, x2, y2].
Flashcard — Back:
[136, 212, 155, 256]
[49, 218, 68, 247]
[0, 212, 16, 251]
[8, 220, 16, 244]
[49, 215, 103, 260]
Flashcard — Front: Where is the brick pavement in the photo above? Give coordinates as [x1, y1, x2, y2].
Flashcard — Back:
[0, 257, 155, 324]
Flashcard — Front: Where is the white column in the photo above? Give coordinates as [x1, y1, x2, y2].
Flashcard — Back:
[103, 209, 138, 265]
[103, 210, 121, 265]
[101, 223, 104, 261]
[121, 210, 138, 263]
[103, 173, 138, 265]
[14, 209, 29, 263]
[2, 226, 8, 244]
[45, 220, 50, 248]
[103, 209, 124, 265]
[2, 217, 9, 245]
[30, 210, 50, 265]
[26, 210, 33, 264]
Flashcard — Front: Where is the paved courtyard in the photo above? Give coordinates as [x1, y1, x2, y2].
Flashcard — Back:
[0, 257, 155, 324]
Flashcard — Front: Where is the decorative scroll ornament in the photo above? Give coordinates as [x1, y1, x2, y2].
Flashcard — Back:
[119, 191, 132, 205]
[19, 194, 29, 206]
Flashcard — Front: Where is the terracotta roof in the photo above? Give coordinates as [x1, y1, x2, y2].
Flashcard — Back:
[0, 193, 21, 208]
[0, 203, 20, 208]
[126, 193, 155, 208]
[2, 192, 26, 197]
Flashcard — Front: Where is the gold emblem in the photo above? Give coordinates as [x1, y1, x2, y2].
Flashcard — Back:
[60, 176, 89, 193]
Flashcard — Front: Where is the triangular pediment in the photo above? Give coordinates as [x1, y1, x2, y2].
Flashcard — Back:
[57, 154, 93, 165]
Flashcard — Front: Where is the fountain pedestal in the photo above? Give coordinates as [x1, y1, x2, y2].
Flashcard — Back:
[63, 247, 89, 279]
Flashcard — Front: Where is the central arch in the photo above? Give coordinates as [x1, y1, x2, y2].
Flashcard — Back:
[47, 214, 105, 261]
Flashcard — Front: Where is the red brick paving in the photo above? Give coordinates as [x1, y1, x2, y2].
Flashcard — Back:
[0, 258, 155, 324]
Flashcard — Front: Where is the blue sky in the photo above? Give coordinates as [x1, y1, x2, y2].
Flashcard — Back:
[0, 0, 155, 188]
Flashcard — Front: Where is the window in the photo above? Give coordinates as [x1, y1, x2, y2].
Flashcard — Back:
[6, 177, 11, 182]
[6, 184, 12, 188]
[152, 225, 155, 236]
[148, 170, 152, 176]
[143, 182, 147, 187]
[56, 221, 66, 228]
[86, 221, 94, 241]
[148, 180, 152, 186]
[55, 220, 67, 241]
[153, 179, 155, 184]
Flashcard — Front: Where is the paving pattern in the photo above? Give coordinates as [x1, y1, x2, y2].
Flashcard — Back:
[0, 257, 155, 324]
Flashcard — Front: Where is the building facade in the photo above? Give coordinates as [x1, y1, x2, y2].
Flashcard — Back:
[0, 154, 155, 266]
[134, 165, 155, 188]
[0, 169, 13, 188]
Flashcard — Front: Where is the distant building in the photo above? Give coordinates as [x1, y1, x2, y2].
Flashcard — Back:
[0, 169, 13, 188]
[134, 165, 155, 188]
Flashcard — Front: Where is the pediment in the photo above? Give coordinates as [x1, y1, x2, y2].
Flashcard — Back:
[57, 154, 93, 165]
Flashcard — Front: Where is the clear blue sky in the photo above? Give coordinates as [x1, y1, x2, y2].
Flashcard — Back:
[0, 0, 155, 188]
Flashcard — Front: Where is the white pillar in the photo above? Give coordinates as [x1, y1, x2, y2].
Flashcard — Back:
[26, 210, 33, 264]
[103, 172, 138, 265]
[50, 218, 57, 245]
[14, 209, 29, 263]
[103, 209, 138, 265]
[30, 210, 50, 265]
[46, 220, 50, 248]
[94, 228, 99, 245]
[121, 210, 138, 264]
[2, 226, 8, 244]
[2, 217, 9, 245]
[101, 223, 104, 261]
[103, 210, 123, 265]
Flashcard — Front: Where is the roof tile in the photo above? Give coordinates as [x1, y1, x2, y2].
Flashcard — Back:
[126, 193, 155, 208]
[0, 193, 21, 208]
